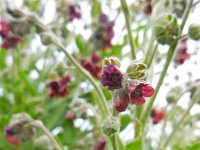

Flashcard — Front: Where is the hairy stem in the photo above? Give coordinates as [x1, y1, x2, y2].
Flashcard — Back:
[120, 0, 136, 59]
[31, 120, 62, 150]
[141, 0, 194, 126]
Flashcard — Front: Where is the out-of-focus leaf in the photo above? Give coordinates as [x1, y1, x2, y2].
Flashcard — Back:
[173, 141, 200, 150]
[126, 138, 142, 150]
[24, 0, 40, 11]
[91, 0, 102, 17]
[0, 50, 6, 69]
[120, 114, 131, 131]
[75, 35, 85, 54]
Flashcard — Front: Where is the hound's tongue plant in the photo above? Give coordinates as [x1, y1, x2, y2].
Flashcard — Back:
[2, 0, 200, 150]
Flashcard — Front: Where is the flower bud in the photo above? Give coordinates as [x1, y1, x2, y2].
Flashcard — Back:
[126, 61, 147, 80]
[166, 86, 182, 103]
[188, 24, 200, 41]
[154, 15, 178, 45]
[5, 113, 35, 142]
[101, 116, 120, 136]
[40, 32, 54, 45]
[102, 57, 121, 68]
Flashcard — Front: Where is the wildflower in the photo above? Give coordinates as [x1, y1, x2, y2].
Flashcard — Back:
[48, 75, 70, 98]
[66, 4, 81, 22]
[4, 126, 20, 145]
[90, 14, 114, 50]
[151, 108, 165, 124]
[102, 65, 123, 90]
[4, 113, 35, 145]
[114, 89, 129, 112]
[0, 19, 10, 38]
[0, 18, 23, 49]
[129, 83, 154, 105]
[82, 53, 102, 79]
[175, 39, 190, 64]
[143, 0, 152, 14]
[91, 137, 106, 150]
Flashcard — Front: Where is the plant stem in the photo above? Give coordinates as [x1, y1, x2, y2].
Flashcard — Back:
[162, 87, 200, 148]
[157, 87, 193, 147]
[141, 0, 194, 126]
[30, 120, 62, 150]
[120, 0, 136, 59]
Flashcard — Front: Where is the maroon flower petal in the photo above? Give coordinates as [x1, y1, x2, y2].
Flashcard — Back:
[141, 84, 154, 97]
[129, 96, 145, 105]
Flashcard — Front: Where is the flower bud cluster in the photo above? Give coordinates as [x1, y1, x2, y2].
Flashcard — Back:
[48, 74, 71, 98]
[4, 113, 35, 145]
[102, 58, 154, 112]
[90, 14, 114, 50]
[174, 39, 190, 65]
[151, 108, 165, 124]
[81, 53, 102, 79]
[0, 18, 23, 49]
[154, 14, 179, 45]
[65, 4, 81, 22]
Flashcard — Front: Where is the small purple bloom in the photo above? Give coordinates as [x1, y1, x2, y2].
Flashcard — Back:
[99, 14, 108, 22]
[102, 65, 123, 90]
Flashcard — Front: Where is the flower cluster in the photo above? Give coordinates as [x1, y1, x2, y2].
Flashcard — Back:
[102, 58, 155, 112]
[151, 108, 165, 124]
[66, 4, 81, 22]
[48, 75, 71, 97]
[0, 19, 23, 49]
[4, 126, 20, 145]
[81, 53, 102, 79]
[91, 137, 106, 150]
[143, 0, 152, 14]
[175, 39, 190, 64]
[91, 14, 114, 50]
[4, 113, 35, 145]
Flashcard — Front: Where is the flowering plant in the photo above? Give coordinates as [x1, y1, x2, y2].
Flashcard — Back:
[0, 0, 200, 150]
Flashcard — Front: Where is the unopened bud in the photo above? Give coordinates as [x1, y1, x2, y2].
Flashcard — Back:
[40, 32, 53, 45]
[154, 15, 179, 45]
[101, 116, 120, 136]
[126, 61, 147, 80]
[103, 57, 121, 68]
[166, 86, 182, 103]
[188, 24, 200, 41]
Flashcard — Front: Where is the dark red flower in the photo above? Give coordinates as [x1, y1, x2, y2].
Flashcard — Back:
[4, 126, 20, 145]
[92, 14, 114, 51]
[114, 89, 129, 112]
[92, 53, 101, 64]
[48, 75, 70, 98]
[102, 65, 123, 90]
[151, 108, 165, 124]
[91, 137, 106, 150]
[0, 19, 10, 38]
[143, 4, 152, 14]
[175, 39, 190, 64]
[82, 53, 102, 79]
[66, 4, 81, 22]
[143, 0, 152, 14]
[129, 83, 154, 105]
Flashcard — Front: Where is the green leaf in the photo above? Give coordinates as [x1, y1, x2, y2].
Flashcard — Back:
[126, 138, 142, 150]
[120, 114, 131, 131]
[75, 35, 85, 54]
[91, 0, 102, 17]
